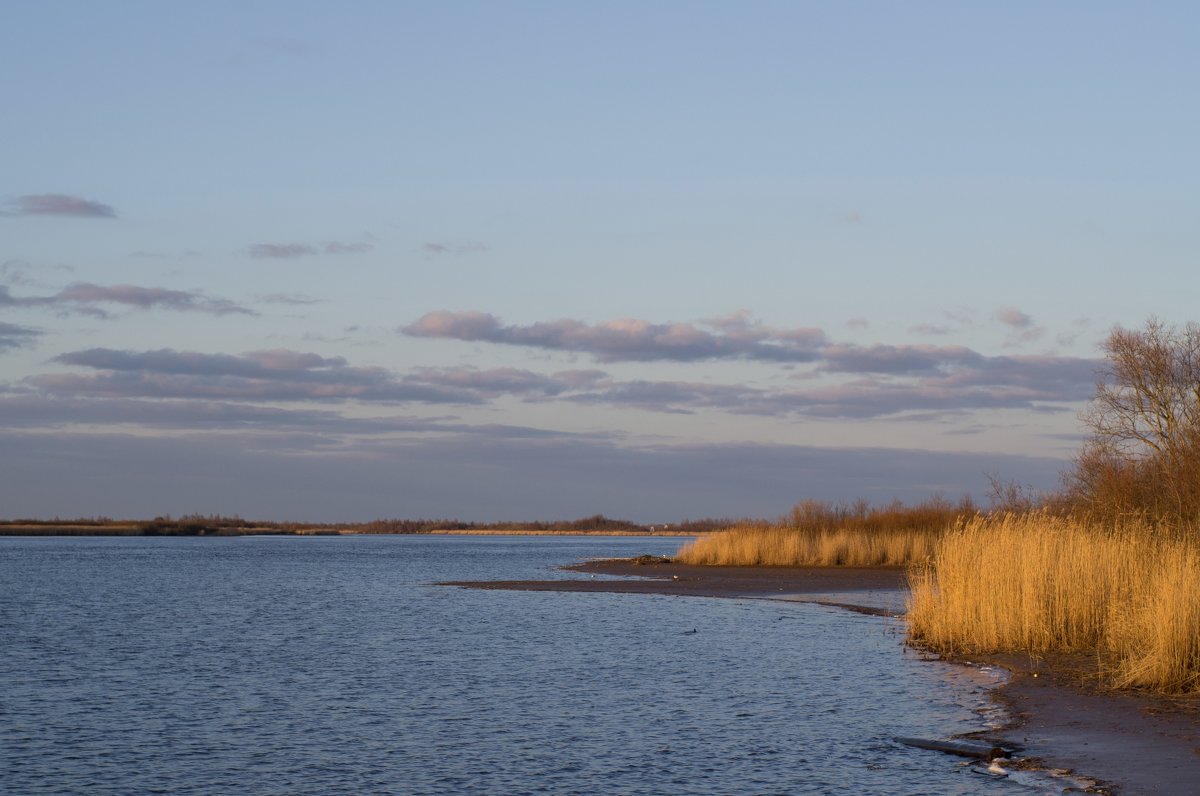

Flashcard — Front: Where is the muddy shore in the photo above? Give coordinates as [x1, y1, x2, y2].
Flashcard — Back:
[442, 558, 1200, 795]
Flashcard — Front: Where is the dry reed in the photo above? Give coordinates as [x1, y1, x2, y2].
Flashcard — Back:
[907, 513, 1200, 693]
[673, 499, 960, 567]
[674, 523, 942, 566]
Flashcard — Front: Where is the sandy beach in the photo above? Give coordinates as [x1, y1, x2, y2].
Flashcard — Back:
[443, 557, 1200, 795]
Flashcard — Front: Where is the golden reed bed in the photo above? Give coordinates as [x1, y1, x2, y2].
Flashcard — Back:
[907, 513, 1200, 694]
[674, 523, 939, 567]
[673, 508, 1200, 694]
[674, 498, 955, 567]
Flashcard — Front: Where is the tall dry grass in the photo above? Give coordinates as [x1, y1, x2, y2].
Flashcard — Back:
[674, 499, 961, 567]
[907, 513, 1200, 693]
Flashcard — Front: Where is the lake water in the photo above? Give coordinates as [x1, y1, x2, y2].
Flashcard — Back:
[1, 535, 1025, 795]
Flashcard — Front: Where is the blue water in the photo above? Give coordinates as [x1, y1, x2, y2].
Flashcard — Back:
[1, 535, 1021, 795]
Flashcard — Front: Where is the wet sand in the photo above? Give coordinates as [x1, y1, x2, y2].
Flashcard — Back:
[981, 653, 1200, 795]
[443, 558, 1200, 795]
[444, 558, 907, 602]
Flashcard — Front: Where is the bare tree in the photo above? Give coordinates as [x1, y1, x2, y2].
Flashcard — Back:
[1075, 318, 1200, 524]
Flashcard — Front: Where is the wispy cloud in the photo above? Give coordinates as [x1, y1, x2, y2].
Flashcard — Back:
[248, 241, 373, 259]
[403, 310, 828, 363]
[0, 283, 253, 318]
[996, 306, 1046, 345]
[997, 307, 1034, 329]
[562, 355, 1095, 419]
[32, 347, 486, 405]
[419, 241, 487, 257]
[0, 321, 40, 352]
[254, 292, 323, 306]
[818, 343, 983, 376]
[5, 194, 116, 218]
[406, 366, 596, 398]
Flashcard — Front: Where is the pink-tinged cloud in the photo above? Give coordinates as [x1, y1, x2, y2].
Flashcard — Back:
[996, 307, 1047, 345]
[9, 194, 116, 218]
[403, 311, 828, 363]
[997, 307, 1034, 328]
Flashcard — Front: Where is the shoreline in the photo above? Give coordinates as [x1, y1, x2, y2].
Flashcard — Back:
[0, 527, 698, 537]
[443, 558, 1200, 795]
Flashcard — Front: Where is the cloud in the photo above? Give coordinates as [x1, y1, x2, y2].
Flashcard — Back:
[818, 343, 983, 376]
[0, 321, 39, 351]
[997, 307, 1034, 329]
[322, 242, 373, 254]
[248, 243, 317, 259]
[909, 323, 951, 336]
[420, 242, 487, 257]
[396, 308, 1101, 418]
[406, 366, 592, 398]
[0, 393, 474, 438]
[0, 283, 253, 317]
[248, 241, 373, 258]
[31, 349, 620, 407]
[254, 292, 322, 305]
[559, 351, 1099, 419]
[567, 379, 764, 415]
[996, 306, 1047, 344]
[6, 194, 116, 218]
[403, 310, 828, 363]
[32, 347, 490, 405]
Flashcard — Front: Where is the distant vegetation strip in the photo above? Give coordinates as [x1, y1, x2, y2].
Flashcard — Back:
[0, 514, 733, 537]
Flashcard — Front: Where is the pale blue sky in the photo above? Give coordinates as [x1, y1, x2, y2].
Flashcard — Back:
[2, 2, 1197, 521]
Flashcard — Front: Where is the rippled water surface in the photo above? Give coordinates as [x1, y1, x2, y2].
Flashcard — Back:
[2, 535, 1020, 795]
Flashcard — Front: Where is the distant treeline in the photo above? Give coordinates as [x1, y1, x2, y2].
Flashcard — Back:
[0, 513, 746, 536]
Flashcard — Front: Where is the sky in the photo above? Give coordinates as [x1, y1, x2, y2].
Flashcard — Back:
[2, 1, 1198, 522]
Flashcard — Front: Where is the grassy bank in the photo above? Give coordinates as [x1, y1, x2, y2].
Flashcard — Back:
[907, 514, 1200, 694]
[673, 499, 960, 566]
